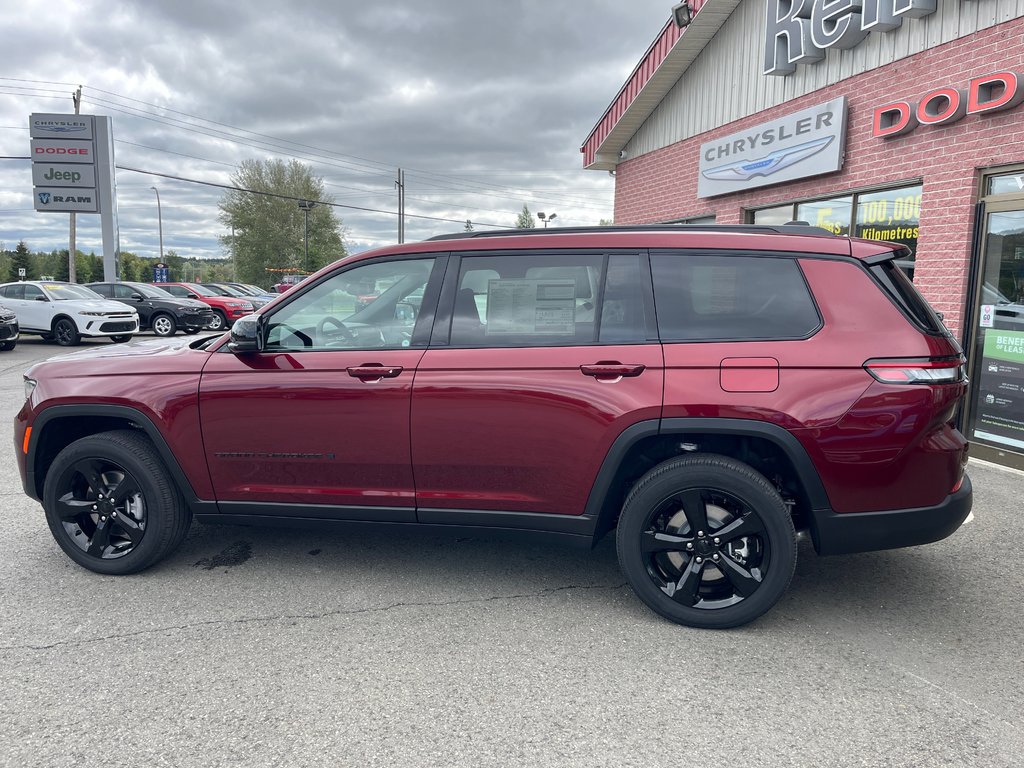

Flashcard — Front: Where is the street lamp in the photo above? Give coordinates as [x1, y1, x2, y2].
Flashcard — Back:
[537, 211, 557, 228]
[150, 186, 164, 263]
[298, 199, 316, 272]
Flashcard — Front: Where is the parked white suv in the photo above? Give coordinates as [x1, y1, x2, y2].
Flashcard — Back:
[0, 281, 139, 346]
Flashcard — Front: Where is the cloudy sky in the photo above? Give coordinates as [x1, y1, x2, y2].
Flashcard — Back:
[0, 0, 675, 262]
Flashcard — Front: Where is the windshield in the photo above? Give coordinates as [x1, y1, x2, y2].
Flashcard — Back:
[210, 284, 246, 297]
[132, 283, 175, 299]
[44, 283, 104, 300]
[186, 283, 217, 297]
[231, 284, 260, 296]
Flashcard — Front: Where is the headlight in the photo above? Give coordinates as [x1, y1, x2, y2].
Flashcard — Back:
[24, 376, 36, 401]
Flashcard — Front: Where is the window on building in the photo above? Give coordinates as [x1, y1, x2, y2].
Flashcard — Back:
[748, 183, 923, 276]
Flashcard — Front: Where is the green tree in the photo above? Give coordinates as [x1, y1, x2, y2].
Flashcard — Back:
[514, 205, 535, 229]
[218, 159, 347, 286]
[11, 240, 32, 281]
[599, 218, 614, 226]
[464, 219, 474, 232]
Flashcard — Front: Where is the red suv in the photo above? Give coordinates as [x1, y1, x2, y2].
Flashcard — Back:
[16, 225, 972, 628]
[155, 282, 253, 331]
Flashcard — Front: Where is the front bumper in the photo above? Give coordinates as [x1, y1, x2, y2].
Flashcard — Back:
[79, 318, 139, 336]
[810, 474, 973, 556]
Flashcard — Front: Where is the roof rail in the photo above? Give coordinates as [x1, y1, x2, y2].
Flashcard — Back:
[425, 222, 836, 241]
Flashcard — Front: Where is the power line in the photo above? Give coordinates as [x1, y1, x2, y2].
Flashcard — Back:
[115, 164, 506, 229]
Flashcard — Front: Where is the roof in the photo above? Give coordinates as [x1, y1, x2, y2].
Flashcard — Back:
[580, 0, 739, 170]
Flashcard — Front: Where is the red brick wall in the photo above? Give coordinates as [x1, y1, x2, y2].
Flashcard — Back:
[613, 16, 1024, 338]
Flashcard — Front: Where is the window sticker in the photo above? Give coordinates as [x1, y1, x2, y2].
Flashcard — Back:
[485, 278, 576, 335]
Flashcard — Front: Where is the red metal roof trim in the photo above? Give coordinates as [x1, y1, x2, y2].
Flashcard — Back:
[581, 1, 707, 167]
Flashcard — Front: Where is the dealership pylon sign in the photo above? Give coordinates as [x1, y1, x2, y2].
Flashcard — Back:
[29, 113, 121, 280]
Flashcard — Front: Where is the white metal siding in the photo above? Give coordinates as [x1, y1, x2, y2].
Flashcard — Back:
[625, 0, 1024, 159]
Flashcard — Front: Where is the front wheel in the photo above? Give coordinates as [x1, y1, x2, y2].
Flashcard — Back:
[42, 431, 192, 575]
[0, 340, 15, 351]
[110, 335, 132, 344]
[53, 318, 80, 346]
[206, 311, 227, 332]
[616, 454, 797, 629]
[151, 313, 177, 337]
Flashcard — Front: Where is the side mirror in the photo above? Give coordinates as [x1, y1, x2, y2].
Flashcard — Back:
[130, 293, 145, 301]
[228, 314, 263, 353]
[35, 295, 49, 302]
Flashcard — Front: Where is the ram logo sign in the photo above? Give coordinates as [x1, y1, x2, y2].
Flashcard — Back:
[33, 187, 98, 213]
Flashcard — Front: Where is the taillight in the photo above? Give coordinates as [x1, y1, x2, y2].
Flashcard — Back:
[864, 357, 966, 384]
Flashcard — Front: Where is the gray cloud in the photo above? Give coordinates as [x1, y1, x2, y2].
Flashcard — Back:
[0, 0, 672, 262]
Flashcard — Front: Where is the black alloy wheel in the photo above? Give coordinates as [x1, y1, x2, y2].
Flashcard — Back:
[43, 431, 192, 575]
[151, 313, 176, 337]
[616, 454, 796, 629]
[206, 311, 227, 331]
[53, 318, 80, 347]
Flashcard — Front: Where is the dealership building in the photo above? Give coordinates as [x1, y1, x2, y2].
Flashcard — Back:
[583, 0, 1024, 469]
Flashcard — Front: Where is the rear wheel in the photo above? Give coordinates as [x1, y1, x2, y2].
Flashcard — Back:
[42, 430, 192, 575]
[53, 318, 80, 346]
[616, 454, 797, 629]
[151, 313, 177, 337]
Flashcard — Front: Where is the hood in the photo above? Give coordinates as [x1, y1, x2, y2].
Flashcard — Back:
[58, 298, 138, 314]
[26, 335, 216, 381]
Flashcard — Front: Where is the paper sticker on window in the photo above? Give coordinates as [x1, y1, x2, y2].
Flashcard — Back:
[486, 278, 576, 334]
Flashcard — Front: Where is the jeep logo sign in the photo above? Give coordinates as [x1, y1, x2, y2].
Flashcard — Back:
[763, 0, 938, 77]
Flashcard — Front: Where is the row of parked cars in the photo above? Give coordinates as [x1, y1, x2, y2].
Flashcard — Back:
[0, 279, 277, 348]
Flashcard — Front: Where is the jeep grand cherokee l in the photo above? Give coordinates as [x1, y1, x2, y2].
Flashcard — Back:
[15, 225, 972, 628]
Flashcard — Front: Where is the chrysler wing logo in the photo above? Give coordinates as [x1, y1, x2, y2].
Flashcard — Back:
[47, 125, 87, 133]
[37, 192, 51, 204]
[702, 136, 834, 182]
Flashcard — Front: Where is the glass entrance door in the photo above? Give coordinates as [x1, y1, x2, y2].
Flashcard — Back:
[966, 203, 1024, 468]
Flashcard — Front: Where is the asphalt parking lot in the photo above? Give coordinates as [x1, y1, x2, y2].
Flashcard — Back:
[1, 335, 1022, 768]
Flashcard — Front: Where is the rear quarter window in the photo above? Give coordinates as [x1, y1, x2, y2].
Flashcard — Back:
[650, 252, 821, 341]
[869, 259, 945, 335]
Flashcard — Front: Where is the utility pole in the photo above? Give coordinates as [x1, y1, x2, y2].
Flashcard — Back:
[68, 85, 81, 282]
[396, 168, 405, 244]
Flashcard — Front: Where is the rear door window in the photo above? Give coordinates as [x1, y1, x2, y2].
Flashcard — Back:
[651, 252, 820, 341]
[448, 252, 651, 347]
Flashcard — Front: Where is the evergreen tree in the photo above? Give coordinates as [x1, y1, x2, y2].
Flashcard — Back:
[514, 205, 535, 229]
[11, 241, 31, 281]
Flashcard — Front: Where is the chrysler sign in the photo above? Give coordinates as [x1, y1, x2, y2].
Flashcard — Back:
[763, 0, 938, 76]
[698, 97, 847, 198]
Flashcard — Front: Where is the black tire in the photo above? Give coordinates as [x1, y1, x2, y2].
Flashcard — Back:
[151, 313, 177, 337]
[616, 454, 797, 629]
[110, 335, 132, 344]
[207, 311, 227, 332]
[0, 340, 15, 351]
[53, 317, 80, 347]
[42, 430, 192, 575]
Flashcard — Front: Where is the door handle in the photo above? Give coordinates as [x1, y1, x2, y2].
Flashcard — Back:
[347, 365, 404, 381]
[580, 363, 646, 380]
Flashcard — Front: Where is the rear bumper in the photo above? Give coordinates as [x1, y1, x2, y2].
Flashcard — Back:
[810, 474, 973, 556]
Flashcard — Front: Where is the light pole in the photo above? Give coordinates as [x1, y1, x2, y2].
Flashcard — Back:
[298, 199, 316, 272]
[150, 186, 164, 266]
[537, 211, 557, 228]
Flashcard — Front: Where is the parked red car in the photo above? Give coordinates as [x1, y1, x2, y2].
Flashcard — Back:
[154, 282, 253, 331]
[17, 224, 972, 628]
